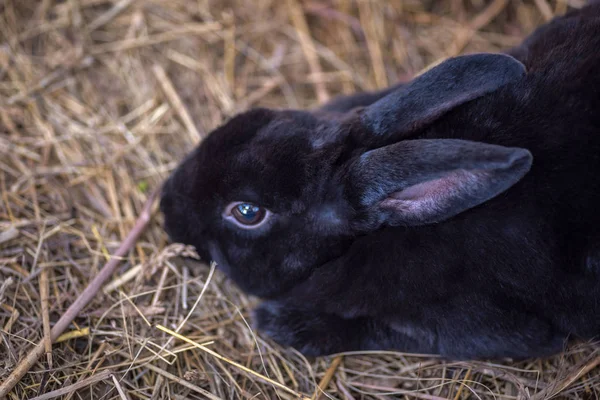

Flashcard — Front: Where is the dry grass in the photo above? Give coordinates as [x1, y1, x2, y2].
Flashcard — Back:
[0, 0, 599, 399]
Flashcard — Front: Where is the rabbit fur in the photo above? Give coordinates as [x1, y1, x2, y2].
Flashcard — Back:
[160, 3, 600, 360]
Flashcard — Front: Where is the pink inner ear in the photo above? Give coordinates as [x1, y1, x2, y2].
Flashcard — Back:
[380, 169, 485, 219]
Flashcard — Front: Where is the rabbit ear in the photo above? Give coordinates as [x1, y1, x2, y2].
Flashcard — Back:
[346, 139, 532, 229]
[357, 53, 526, 145]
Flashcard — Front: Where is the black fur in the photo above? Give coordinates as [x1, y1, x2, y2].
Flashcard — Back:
[160, 4, 600, 360]
[359, 53, 526, 145]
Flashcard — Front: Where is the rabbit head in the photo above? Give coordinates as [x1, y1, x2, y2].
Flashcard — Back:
[160, 53, 532, 299]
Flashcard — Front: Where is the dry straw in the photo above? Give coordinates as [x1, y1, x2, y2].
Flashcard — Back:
[0, 0, 598, 399]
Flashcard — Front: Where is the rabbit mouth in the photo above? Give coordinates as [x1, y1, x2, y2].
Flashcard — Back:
[207, 240, 232, 276]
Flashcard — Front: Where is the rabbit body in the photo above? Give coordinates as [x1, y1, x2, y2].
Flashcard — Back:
[161, 4, 600, 359]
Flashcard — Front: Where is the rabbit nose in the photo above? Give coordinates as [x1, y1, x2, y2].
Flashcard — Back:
[159, 192, 170, 213]
[159, 178, 175, 212]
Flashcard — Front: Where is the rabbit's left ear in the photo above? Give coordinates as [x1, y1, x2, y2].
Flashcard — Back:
[357, 53, 526, 145]
[346, 139, 532, 229]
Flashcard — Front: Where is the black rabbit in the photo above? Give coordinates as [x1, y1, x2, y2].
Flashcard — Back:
[160, 3, 600, 360]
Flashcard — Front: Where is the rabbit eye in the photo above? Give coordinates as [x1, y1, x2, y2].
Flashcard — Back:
[225, 202, 270, 228]
[233, 203, 263, 223]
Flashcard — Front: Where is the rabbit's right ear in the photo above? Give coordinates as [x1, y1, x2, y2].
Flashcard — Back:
[345, 139, 533, 230]
[356, 53, 526, 145]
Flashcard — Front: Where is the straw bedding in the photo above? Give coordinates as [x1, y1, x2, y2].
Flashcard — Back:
[0, 0, 598, 399]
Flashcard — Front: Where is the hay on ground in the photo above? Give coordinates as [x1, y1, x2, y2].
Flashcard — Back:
[0, 0, 598, 399]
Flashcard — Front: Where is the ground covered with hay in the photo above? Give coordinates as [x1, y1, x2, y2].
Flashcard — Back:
[0, 0, 599, 399]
